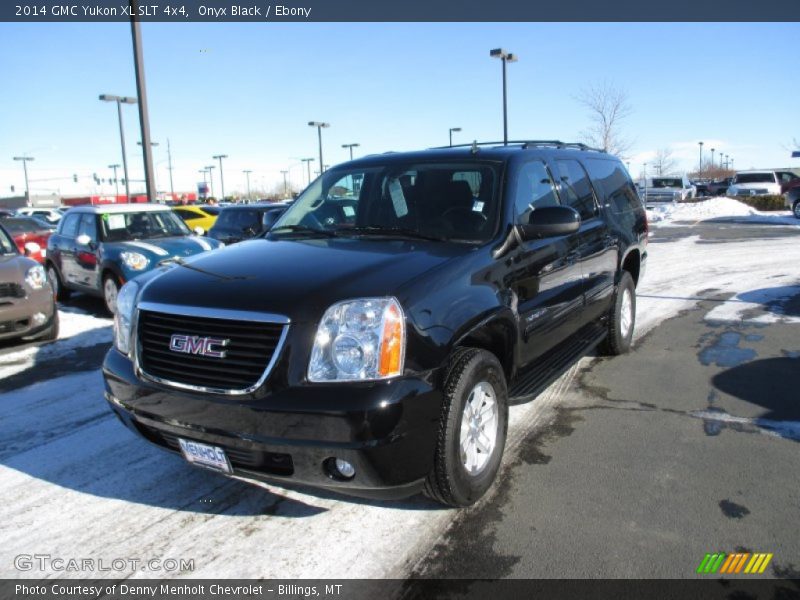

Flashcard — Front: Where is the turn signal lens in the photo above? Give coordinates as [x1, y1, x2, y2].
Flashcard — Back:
[378, 303, 403, 377]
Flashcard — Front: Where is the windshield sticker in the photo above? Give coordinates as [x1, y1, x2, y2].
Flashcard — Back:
[388, 179, 409, 217]
[342, 205, 355, 217]
[107, 214, 126, 230]
[472, 200, 485, 212]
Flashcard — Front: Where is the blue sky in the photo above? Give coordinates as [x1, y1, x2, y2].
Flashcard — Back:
[1, 22, 798, 197]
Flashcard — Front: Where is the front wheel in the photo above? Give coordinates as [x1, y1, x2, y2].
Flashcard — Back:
[47, 263, 70, 302]
[793, 201, 800, 220]
[103, 274, 120, 315]
[424, 348, 509, 507]
[600, 271, 636, 355]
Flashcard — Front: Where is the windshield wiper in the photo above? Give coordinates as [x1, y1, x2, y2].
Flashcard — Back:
[269, 225, 337, 238]
[335, 226, 446, 242]
[159, 256, 251, 281]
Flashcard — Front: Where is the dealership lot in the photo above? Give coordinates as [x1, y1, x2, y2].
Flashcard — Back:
[1, 200, 799, 579]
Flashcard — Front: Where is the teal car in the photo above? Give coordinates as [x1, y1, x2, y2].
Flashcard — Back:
[46, 204, 223, 313]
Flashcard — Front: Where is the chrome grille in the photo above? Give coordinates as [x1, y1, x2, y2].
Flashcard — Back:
[136, 305, 288, 394]
[0, 283, 25, 299]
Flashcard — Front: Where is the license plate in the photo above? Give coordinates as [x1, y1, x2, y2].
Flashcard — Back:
[178, 438, 232, 474]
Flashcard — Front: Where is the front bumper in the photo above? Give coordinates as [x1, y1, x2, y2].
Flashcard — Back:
[102, 348, 443, 500]
[0, 285, 56, 340]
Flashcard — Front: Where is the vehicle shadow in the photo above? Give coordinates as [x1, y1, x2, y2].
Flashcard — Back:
[737, 285, 800, 318]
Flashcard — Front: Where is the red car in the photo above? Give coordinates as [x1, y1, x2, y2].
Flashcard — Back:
[1, 217, 52, 264]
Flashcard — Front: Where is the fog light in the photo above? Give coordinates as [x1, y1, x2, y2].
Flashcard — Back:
[32, 312, 46, 325]
[335, 458, 355, 479]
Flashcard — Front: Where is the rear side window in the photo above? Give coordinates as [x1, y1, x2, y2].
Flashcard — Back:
[555, 159, 598, 221]
[174, 209, 193, 222]
[513, 160, 560, 224]
[78, 214, 98, 242]
[60, 214, 81, 237]
[584, 158, 644, 227]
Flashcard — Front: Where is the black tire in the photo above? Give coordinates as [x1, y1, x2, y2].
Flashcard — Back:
[423, 347, 509, 507]
[793, 201, 800, 220]
[37, 309, 59, 342]
[46, 262, 70, 302]
[102, 273, 121, 315]
[600, 270, 636, 356]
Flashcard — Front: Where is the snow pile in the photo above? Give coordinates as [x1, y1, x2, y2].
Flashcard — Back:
[646, 197, 799, 227]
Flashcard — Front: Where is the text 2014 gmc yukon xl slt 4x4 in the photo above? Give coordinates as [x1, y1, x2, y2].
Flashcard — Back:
[103, 142, 648, 507]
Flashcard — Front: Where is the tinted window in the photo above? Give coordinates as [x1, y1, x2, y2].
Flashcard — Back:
[61, 214, 81, 237]
[174, 209, 194, 222]
[514, 160, 560, 224]
[0, 226, 17, 254]
[78, 214, 98, 242]
[585, 158, 643, 215]
[556, 159, 597, 221]
[215, 209, 262, 230]
[734, 173, 774, 184]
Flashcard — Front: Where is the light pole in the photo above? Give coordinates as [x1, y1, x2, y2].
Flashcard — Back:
[213, 154, 228, 201]
[243, 170, 252, 201]
[99, 94, 137, 200]
[730, 157, 734, 171]
[710, 148, 715, 171]
[490, 48, 518, 145]
[281, 170, 289, 198]
[449, 127, 462, 147]
[205, 165, 216, 198]
[166, 138, 174, 196]
[12, 156, 34, 205]
[308, 122, 330, 174]
[643, 162, 648, 204]
[301, 158, 315, 185]
[138, 141, 160, 195]
[698, 141, 704, 177]
[109, 164, 121, 197]
[342, 143, 360, 161]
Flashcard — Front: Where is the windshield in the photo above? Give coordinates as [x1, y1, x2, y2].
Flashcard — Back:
[271, 162, 499, 243]
[215, 208, 264, 230]
[99, 210, 191, 242]
[0, 226, 17, 254]
[735, 173, 774, 184]
[651, 178, 682, 188]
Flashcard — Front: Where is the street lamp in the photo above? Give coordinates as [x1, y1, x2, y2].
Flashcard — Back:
[108, 164, 121, 197]
[281, 170, 289, 198]
[643, 162, 648, 204]
[341, 143, 360, 161]
[301, 158, 315, 185]
[698, 141, 704, 176]
[489, 48, 518, 145]
[99, 94, 137, 200]
[12, 156, 34, 205]
[212, 154, 228, 201]
[243, 170, 252, 201]
[308, 122, 330, 175]
[449, 127, 462, 147]
[710, 148, 715, 171]
[205, 165, 216, 198]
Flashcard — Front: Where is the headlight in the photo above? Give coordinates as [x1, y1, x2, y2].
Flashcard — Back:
[309, 297, 405, 382]
[25, 265, 46, 289]
[120, 251, 149, 271]
[114, 280, 139, 355]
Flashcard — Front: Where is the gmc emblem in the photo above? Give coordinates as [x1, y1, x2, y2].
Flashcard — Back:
[169, 334, 229, 358]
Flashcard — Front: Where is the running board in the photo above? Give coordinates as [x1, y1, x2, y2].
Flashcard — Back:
[508, 322, 607, 404]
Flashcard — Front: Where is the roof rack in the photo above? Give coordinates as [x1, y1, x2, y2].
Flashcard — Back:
[429, 140, 606, 153]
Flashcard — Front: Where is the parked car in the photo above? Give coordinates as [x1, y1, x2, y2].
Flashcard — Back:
[706, 177, 733, 196]
[207, 203, 289, 244]
[46, 204, 223, 313]
[640, 175, 695, 207]
[172, 204, 220, 235]
[0, 222, 58, 342]
[1, 217, 53, 264]
[0, 208, 16, 219]
[691, 180, 710, 197]
[103, 141, 648, 507]
[776, 170, 800, 195]
[16, 207, 63, 224]
[727, 171, 783, 197]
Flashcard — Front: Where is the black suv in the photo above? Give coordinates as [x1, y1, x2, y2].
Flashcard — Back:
[103, 142, 647, 507]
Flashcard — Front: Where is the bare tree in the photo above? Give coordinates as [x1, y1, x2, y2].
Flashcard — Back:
[652, 148, 678, 176]
[575, 80, 633, 158]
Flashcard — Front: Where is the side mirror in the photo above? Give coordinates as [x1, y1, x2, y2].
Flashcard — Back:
[24, 242, 41, 256]
[262, 211, 281, 231]
[193, 226, 205, 236]
[518, 206, 581, 241]
[75, 234, 92, 246]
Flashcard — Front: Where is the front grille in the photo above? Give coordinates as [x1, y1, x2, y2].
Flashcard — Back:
[136, 423, 294, 476]
[0, 283, 25, 300]
[0, 318, 29, 334]
[137, 309, 286, 392]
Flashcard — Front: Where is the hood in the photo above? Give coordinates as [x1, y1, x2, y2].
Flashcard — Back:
[103, 235, 220, 262]
[139, 237, 468, 322]
[0, 252, 37, 282]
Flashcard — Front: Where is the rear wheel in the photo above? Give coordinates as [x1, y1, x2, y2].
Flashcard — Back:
[600, 271, 636, 355]
[46, 263, 70, 302]
[103, 273, 120, 315]
[793, 201, 800, 220]
[424, 348, 509, 507]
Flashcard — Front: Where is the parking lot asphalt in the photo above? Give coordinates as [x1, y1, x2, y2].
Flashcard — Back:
[411, 223, 800, 581]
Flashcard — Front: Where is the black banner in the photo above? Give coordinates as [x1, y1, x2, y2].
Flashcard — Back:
[4, 579, 800, 600]
[2, 0, 799, 22]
